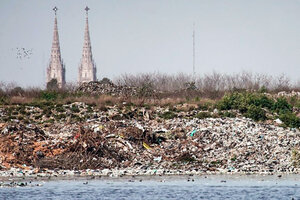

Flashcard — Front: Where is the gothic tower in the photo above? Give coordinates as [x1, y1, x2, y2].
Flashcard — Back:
[46, 7, 66, 88]
[78, 6, 97, 84]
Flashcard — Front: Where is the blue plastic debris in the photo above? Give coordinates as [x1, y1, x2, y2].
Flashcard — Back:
[190, 129, 197, 137]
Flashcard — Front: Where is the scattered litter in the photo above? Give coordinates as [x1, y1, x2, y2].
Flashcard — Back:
[143, 142, 152, 150]
[153, 156, 162, 162]
[274, 119, 283, 125]
[189, 129, 197, 137]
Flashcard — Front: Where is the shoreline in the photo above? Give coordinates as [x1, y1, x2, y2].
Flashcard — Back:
[0, 167, 299, 182]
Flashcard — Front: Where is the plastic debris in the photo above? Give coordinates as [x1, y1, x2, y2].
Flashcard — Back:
[153, 156, 162, 162]
[143, 142, 152, 150]
[274, 118, 283, 125]
[189, 129, 197, 137]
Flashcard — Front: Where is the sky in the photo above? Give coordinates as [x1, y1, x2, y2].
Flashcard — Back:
[0, 0, 300, 87]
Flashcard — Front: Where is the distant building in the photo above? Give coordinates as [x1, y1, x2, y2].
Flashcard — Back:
[46, 7, 66, 88]
[78, 6, 97, 85]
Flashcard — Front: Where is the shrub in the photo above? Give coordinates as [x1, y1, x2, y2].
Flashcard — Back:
[222, 111, 236, 118]
[40, 91, 58, 101]
[279, 112, 300, 128]
[195, 112, 212, 119]
[258, 86, 268, 93]
[251, 95, 274, 109]
[244, 105, 266, 121]
[217, 92, 277, 121]
[217, 92, 273, 111]
[217, 92, 242, 110]
[272, 98, 292, 114]
[159, 111, 177, 119]
[198, 103, 210, 110]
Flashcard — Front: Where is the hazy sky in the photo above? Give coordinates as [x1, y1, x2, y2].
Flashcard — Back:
[0, 0, 300, 87]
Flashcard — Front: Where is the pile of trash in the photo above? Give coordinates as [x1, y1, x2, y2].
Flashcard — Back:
[0, 115, 299, 173]
[277, 91, 300, 98]
[76, 79, 138, 96]
[0, 123, 50, 169]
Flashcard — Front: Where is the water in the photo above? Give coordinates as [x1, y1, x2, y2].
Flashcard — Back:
[0, 175, 299, 200]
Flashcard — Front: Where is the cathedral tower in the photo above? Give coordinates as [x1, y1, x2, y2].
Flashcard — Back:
[78, 6, 97, 84]
[46, 7, 66, 88]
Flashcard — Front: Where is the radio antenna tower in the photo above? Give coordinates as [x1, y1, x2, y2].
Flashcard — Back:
[192, 22, 196, 78]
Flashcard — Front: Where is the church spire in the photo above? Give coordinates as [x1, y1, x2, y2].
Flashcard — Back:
[46, 7, 66, 88]
[78, 6, 97, 84]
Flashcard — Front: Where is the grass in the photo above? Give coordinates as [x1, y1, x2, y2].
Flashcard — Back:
[159, 111, 177, 119]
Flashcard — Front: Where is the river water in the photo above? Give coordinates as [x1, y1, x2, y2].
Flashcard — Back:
[0, 174, 299, 200]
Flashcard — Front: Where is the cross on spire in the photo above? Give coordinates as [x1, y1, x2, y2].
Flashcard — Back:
[85, 6, 90, 16]
[53, 7, 58, 15]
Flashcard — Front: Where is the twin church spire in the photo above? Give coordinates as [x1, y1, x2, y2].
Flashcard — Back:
[46, 6, 96, 88]
[78, 6, 97, 84]
[46, 7, 66, 88]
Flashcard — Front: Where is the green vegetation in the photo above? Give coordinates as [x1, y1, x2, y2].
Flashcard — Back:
[159, 111, 177, 119]
[198, 103, 210, 111]
[279, 112, 300, 128]
[195, 112, 212, 119]
[217, 92, 300, 127]
[272, 98, 292, 113]
[40, 91, 58, 101]
[55, 106, 65, 113]
[71, 105, 80, 113]
[217, 92, 274, 111]
[209, 160, 222, 167]
[220, 111, 236, 118]
[244, 105, 266, 121]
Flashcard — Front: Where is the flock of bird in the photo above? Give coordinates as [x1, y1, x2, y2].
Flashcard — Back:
[14, 47, 33, 59]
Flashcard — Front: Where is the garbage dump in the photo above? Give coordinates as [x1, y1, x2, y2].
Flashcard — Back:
[0, 103, 299, 174]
